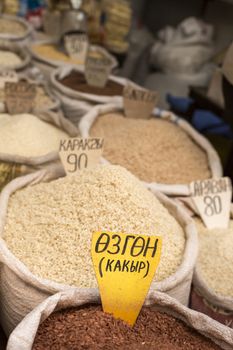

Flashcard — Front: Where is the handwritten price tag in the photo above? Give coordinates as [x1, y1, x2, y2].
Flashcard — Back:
[59, 137, 104, 175]
[92, 231, 162, 326]
[124, 84, 158, 119]
[0, 70, 18, 89]
[5, 81, 36, 115]
[190, 177, 232, 229]
[64, 33, 89, 62]
[85, 53, 112, 88]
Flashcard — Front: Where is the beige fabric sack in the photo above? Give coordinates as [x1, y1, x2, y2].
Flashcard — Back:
[7, 289, 233, 350]
[0, 111, 78, 192]
[0, 166, 197, 335]
[191, 207, 233, 328]
[79, 103, 222, 197]
[50, 66, 136, 126]
[0, 40, 31, 72]
[0, 15, 32, 45]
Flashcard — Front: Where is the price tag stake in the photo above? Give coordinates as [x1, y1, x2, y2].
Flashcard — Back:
[190, 177, 232, 229]
[0, 70, 18, 89]
[59, 137, 104, 175]
[92, 231, 162, 326]
[123, 83, 158, 119]
[84, 53, 112, 88]
[64, 33, 89, 62]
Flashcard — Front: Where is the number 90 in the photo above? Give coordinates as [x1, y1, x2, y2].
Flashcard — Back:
[67, 153, 88, 172]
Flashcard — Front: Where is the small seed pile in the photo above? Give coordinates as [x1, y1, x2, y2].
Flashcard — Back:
[196, 218, 233, 297]
[59, 70, 123, 96]
[32, 44, 84, 65]
[0, 51, 22, 67]
[32, 305, 220, 350]
[0, 113, 68, 157]
[91, 113, 211, 184]
[0, 18, 26, 35]
[0, 85, 55, 110]
[3, 165, 185, 287]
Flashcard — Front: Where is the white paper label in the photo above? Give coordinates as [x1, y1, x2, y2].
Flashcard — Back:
[123, 84, 158, 119]
[64, 33, 89, 62]
[59, 137, 104, 175]
[84, 54, 112, 88]
[0, 70, 18, 89]
[190, 177, 232, 229]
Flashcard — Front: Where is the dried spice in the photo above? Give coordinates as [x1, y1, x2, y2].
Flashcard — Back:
[33, 305, 220, 350]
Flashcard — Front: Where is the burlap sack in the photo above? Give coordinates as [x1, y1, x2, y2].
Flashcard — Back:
[30, 40, 118, 81]
[0, 40, 31, 72]
[0, 15, 32, 44]
[7, 289, 233, 350]
[0, 166, 197, 335]
[191, 207, 233, 328]
[50, 66, 136, 126]
[0, 111, 78, 192]
[79, 103, 222, 197]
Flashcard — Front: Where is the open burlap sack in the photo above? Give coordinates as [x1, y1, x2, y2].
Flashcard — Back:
[79, 103, 222, 197]
[0, 15, 32, 44]
[0, 111, 78, 192]
[0, 40, 31, 72]
[50, 66, 136, 126]
[7, 289, 233, 350]
[191, 207, 233, 328]
[0, 166, 197, 335]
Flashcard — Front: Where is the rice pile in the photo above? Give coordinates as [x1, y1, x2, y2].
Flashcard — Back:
[3, 165, 185, 288]
[90, 113, 211, 184]
[196, 218, 233, 297]
[0, 51, 22, 67]
[0, 113, 68, 157]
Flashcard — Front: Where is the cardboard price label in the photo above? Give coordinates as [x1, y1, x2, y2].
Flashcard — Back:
[5, 81, 36, 115]
[64, 33, 89, 62]
[124, 84, 158, 119]
[59, 137, 104, 175]
[92, 231, 162, 326]
[84, 54, 112, 88]
[190, 177, 232, 229]
[0, 70, 18, 89]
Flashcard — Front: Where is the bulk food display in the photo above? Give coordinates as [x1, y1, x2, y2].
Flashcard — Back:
[79, 104, 222, 195]
[7, 289, 233, 350]
[50, 66, 131, 125]
[0, 112, 78, 191]
[191, 210, 233, 327]
[0, 165, 197, 334]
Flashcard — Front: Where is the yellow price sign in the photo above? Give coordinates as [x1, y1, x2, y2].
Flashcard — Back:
[91, 231, 162, 326]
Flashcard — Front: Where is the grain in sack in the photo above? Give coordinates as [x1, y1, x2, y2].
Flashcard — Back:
[0, 15, 32, 44]
[0, 112, 78, 191]
[7, 289, 233, 350]
[0, 164, 197, 334]
[0, 41, 31, 72]
[191, 209, 233, 328]
[79, 103, 222, 196]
